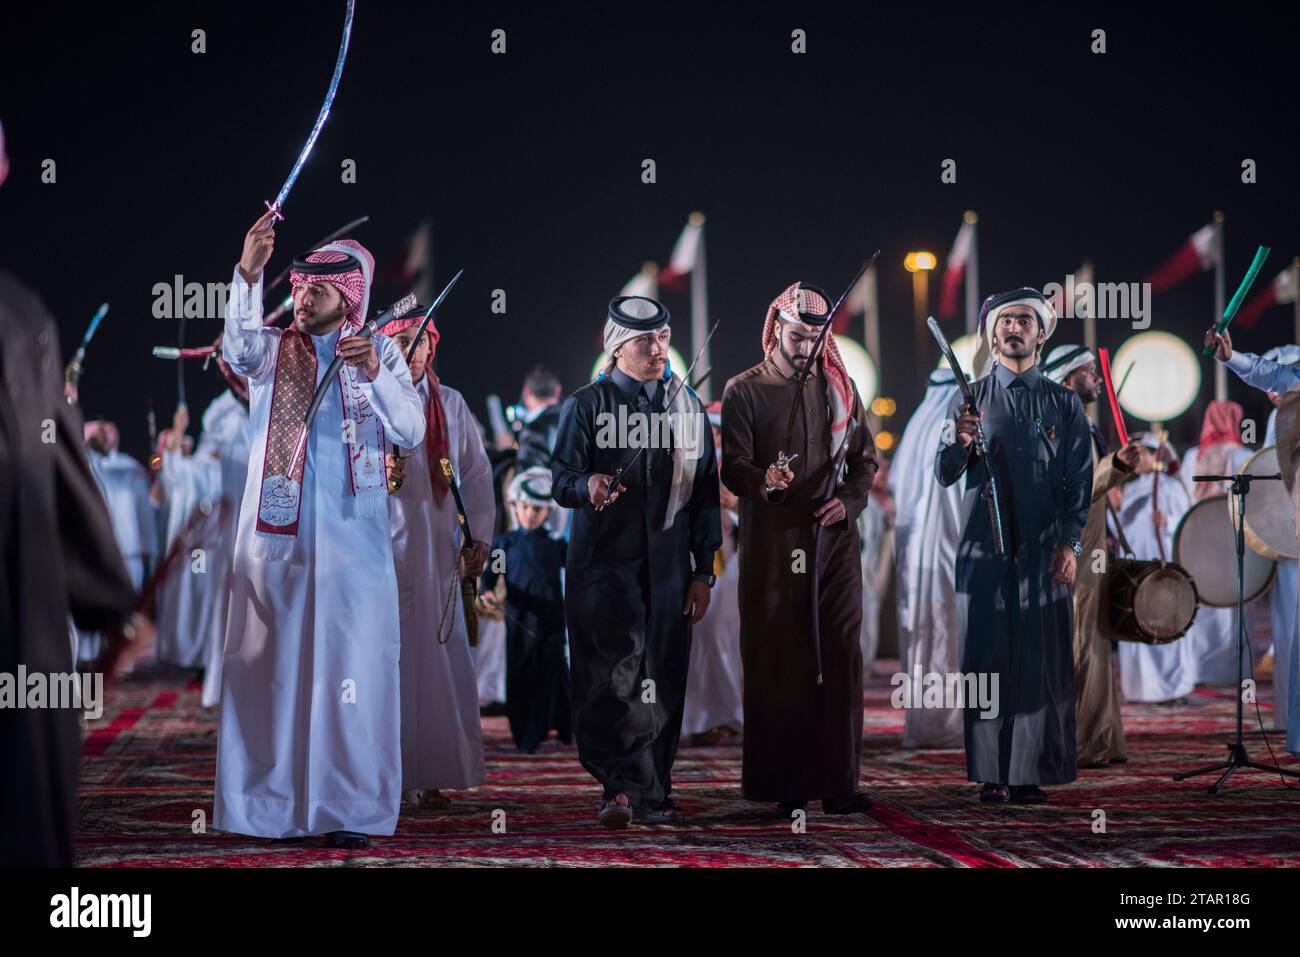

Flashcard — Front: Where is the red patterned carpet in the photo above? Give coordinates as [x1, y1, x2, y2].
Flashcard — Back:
[74, 663, 1300, 867]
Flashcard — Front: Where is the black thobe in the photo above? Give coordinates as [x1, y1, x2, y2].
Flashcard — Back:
[483, 526, 571, 752]
[935, 362, 1092, 786]
[721, 353, 878, 802]
[551, 371, 721, 810]
[0, 272, 136, 866]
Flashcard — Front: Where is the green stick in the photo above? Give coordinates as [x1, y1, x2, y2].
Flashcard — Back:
[1203, 245, 1271, 355]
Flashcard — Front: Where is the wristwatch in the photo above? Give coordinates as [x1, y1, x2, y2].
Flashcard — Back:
[693, 573, 717, 587]
[1068, 539, 1083, 557]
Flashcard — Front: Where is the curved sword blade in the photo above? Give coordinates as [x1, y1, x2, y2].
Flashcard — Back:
[264, 0, 356, 220]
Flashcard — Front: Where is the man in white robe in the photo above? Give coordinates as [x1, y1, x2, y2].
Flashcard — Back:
[214, 214, 425, 848]
[79, 419, 157, 664]
[1208, 330, 1300, 744]
[683, 411, 743, 742]
[1116, 435, 1199, 703]
[381, 308, 494, 808]
[197, 368, 252, 709]
[889, 366, 965, 748]
[155, 404, 220, 668]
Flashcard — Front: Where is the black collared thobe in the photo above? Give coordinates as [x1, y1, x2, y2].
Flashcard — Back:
[936, 362, 1092, 786]
[551, 372, 721, 811]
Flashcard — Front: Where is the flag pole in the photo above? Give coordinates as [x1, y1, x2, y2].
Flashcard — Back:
[1081, 259, 1097, 353]
[964, 210, 979, 334]
[1214, 211, 1226, 401]
[689, 211, 711, 401]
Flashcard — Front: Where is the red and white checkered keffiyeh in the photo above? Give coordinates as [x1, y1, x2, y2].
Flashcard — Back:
[379, 313, 449, 501]
[255, 239, 387, 557]
[762, 282, 856, 456]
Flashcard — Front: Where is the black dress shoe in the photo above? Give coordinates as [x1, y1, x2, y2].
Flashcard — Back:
[776, 800, 807, 816]
[638, 802, 686, 824]
[822, 793, 874, 814]
[979, 783, 1010, 803]
[271, 836, 305, 844]
[325, 830, 370, 849]
[1009, 785, 1047, 804]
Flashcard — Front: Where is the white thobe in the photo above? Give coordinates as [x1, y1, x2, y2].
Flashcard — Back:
[682, 510, 743, 735]
[387, 379, 494, 791]
[1117, 471, 1198, 702]
[77, 449, 157, 663]
[214, 266, 425, 838]
[890, 379, 966, 748]
[155, 448, 219, 667]
[197, 391, 252, 708]
[1179, 444, 1255, 685]
[1260, 402, 1298, 732]
[86, 449, 156, 588]
[474, 619, 508, 705]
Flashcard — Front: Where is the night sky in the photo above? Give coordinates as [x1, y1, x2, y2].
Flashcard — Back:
[3, 1, 1298, 459]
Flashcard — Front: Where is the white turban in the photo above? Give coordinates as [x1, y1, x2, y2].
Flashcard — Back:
[1042, 344, 1096, 384]
[507, 466, 553, 504]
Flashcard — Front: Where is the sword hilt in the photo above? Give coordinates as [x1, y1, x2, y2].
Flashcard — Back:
[263, 199, 284, 224]
[764, 451, 799, 494]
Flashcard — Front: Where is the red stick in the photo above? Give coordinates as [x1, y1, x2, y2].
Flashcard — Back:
[1098, 347, 1129, 447]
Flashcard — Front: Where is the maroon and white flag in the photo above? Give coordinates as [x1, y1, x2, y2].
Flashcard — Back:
[620, 263, 659, 299]
[1236, 264, 1298, 329]
[938, 219, 975, 320]
[657, 218, 703, 292]
[1145, 222, 1219, 293]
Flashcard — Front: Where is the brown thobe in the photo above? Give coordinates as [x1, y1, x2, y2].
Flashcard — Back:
[721, 353, 878, 802]
[1073, 431, 1132, 765]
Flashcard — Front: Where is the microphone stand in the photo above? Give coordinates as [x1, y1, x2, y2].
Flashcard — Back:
[1173, 471, 1300, 792]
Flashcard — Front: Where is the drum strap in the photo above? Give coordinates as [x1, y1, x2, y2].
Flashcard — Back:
[1106, 502, 1136, 559]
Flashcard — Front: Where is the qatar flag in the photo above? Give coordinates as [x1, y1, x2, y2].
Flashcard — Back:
[1235, 264, 1298, 329]
[833, 264, 877, 335]
[937, 219, 975, 320]
[1145, 223, 1219, 294]
[657, 217, 703, 292]
[620, 264, 658, 299]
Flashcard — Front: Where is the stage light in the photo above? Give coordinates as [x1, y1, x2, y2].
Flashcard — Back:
[938, 333, 980, 380]
[1111, 331, 1200, 422]
[871, 396, 897, 417]
[590, 345, 688, 384]
[831, 336, 879, 405]
[904, 251, 937, 272]
[875, 430, 895, 451]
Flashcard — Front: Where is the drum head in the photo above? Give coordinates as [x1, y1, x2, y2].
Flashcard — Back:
[1132, 565, 1198, 643]
[1228, 446, 1298, 561]
[1174, 494, 1276, 607]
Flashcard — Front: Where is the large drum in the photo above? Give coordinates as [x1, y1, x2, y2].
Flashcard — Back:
[1174, 493, 1276, 607]
[1227, 446, 1297, 561]
[1104, 558, 1198, 644]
